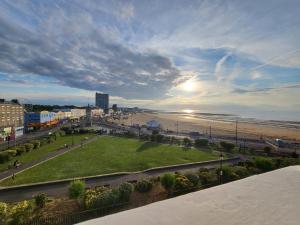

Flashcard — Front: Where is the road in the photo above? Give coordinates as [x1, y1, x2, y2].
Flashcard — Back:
[0, 157, 241, 202]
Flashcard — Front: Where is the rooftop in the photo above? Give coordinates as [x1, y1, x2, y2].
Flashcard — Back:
[78, 166, 300, 225]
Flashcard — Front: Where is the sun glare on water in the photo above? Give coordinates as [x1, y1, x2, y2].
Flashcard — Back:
[183, 109, 194, 114]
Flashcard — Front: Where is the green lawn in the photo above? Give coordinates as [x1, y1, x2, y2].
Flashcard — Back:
[0, 136, 218, 186]
[0, 134, 94, 172]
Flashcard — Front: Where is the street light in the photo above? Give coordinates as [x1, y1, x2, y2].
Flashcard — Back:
[219, 152, 224, 184]
[72, 129, 74, 146]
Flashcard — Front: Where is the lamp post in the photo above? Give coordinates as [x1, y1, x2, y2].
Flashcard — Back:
[71, 127, 74, 146]
[219, 152, 224, 184]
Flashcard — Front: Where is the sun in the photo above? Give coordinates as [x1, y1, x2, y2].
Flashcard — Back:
[181, 79, 197, 92]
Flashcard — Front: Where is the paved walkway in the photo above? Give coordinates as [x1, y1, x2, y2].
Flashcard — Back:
[0, 135, 99, 182]
[0, 157, 241, 202]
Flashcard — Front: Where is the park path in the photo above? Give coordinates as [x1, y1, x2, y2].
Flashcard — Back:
[0, 157, 241, 202]
[0, 135, 99, 182]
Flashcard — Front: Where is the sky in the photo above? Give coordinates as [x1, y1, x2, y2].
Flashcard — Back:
[0, 0, 300, 120]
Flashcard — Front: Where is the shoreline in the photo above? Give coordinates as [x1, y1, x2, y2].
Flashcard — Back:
[113, 112, 300, 141]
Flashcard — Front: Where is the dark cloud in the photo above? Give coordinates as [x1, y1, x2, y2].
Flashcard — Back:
[0, 4, 182, 99]
[232, 84, 300, 94]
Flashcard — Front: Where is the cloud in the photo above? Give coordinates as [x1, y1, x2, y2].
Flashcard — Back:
[215, 53, 231, 81]
[0, 1, 183, 99]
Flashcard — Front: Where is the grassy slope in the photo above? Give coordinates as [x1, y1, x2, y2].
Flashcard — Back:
[0, 134, 94, 172]
[0, 136, 218, 186]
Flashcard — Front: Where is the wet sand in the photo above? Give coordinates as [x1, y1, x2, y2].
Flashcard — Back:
[114, 112, 300, 141]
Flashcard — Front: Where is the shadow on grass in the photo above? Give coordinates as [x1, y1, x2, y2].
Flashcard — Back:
[136, 142, 160, 152]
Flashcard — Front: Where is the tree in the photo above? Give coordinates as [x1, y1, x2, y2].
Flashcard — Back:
[183, 138, 192, 147]
[220, 141, 235, 153]
[264, 146, 271, 155]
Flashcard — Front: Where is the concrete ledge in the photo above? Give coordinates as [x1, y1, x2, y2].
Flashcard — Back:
[0, 157, 241, 191]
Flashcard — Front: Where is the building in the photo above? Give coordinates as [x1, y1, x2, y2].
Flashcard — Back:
[146, 120, 160, 129]
[78, 166, 300, 225]
[112, 104, 118, 112]
[24, 111, 58, 131]
[71, 108, 86, 120]
[95, 93, 109, 110]
[0, 99, 24, 142]
[85, 105, 92, 127]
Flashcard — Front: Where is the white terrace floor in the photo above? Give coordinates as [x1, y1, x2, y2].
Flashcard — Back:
[78, 166, 300, 225]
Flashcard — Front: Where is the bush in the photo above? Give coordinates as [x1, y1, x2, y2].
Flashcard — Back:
[173, 174, 194, 194]
[216, 166, 239, 182]
[5, 149, 17, 157]
[9, 200, 32, 225]
[24, 143, 34, 152]
[0, 202, 7, 224]
[34, 193, 47, 208]
[233, 166, 250, 178]
[161, 173, 175, 191]
[185, 173, 200, 187]
[198, 170, 218, 186]
[263, 146, 271, 155]
[31, 140, 41, 149]
[135, 180, 153, 193]
[118, 182, 133, 202]
[0, 151, 11, 163]
[194, 139, 209, 148]
[69, 180, 85, 199]
[220, 141, 235, 153]
[16, 145, 26, 155]
[94, 189, 120, 209]
[254, 157, 275, 172]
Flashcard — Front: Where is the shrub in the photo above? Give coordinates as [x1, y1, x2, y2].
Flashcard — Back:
[216, 166, 239, 182]
[5, 149, 17, 157]
[34, 193, 47, 208]
[161, 173, 175, 191]
[31, 140, 40, 149]
[118, 182, 133, 202]
[69, 180, 85, 199]
[0, 202, 8, 224]
[194, 139, 209, 148]
[173, 174, 194, 194]
[198, 170, 218, 186]
[220, 141, 235, 153]
[24, 143, 34, 152]
[254, 157, 275, 172]
[0, 151, 11, 163]
[185, 173, 200, 187]
[9, 200, 32, 225]
[135, 180, 153, 193]
[233, 166, 250, 178]
[93, 189, 120, 209]
[16, 145, 26, 155]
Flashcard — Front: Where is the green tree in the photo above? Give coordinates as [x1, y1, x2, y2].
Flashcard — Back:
[220, 141, 235, 153]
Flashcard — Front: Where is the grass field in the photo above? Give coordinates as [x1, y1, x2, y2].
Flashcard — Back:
[0, 136, 219, 186]
[0, 134, 95, 173]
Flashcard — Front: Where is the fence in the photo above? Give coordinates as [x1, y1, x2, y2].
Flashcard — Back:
[21, 202, 128, 225]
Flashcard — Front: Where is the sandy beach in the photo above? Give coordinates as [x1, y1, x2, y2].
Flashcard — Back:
[114, 112, 300, 141]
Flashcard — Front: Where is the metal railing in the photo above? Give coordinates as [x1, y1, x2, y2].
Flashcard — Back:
[21, 202, 128, 225]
